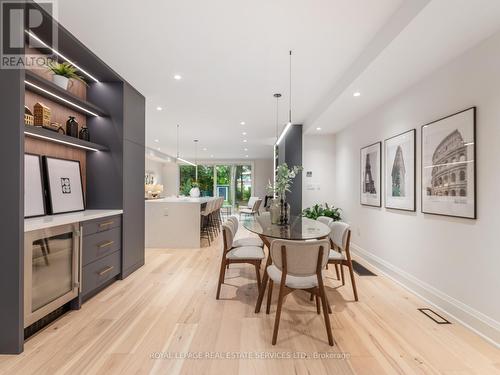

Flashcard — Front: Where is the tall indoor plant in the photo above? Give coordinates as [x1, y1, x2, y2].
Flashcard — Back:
[267, 163, 303, 225]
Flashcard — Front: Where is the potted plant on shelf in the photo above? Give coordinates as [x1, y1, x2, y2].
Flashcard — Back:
[46, 61, 87, 90]
[189, 181, 201, 198]
[302, 203, 342, 221]
[267, 163, 303, 225]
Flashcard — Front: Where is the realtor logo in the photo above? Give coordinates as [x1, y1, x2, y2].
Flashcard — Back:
[61, 177, 71, 194]
[1, 0, 57, 69]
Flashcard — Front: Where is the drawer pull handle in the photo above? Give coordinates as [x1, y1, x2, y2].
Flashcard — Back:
[98, 240, 115, 249]
[99, 221, 114, 228]
[98, 266, 114, 276]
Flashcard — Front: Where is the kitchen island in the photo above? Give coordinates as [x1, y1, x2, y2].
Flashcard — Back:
[145, 197, 217, 249]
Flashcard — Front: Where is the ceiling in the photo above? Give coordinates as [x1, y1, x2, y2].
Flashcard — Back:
[54, 0, 500, 161]
[55, 0, 402, 160]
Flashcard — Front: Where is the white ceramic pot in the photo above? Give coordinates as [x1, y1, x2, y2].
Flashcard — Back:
[52, 75, 69, 90]
[189, 187, 200, 198]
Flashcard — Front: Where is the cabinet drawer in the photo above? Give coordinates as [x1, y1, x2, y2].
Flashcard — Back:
[82, 250, 121, 296]
[82, 227, 121, 266]
[82, 215, 121, 236]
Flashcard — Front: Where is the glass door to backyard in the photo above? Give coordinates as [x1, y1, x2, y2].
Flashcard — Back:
[179, 164, 253, 207]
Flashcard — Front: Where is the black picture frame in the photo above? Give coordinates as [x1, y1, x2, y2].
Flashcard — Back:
[384, 129, 416, 212]
[421, 107, 476, 219]
[24, 153, 47, 218]
[42, 156, 86, 215]
[360, 141, 382, 207]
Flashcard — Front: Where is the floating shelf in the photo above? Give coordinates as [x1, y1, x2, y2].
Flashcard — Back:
[24, 70, 108, 117]
[24, 125, 108, 152]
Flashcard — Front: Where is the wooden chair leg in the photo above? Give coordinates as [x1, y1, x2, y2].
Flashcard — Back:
[335, 264, 340, 280]
[340, 264, 345, 285]
[309, 293, 314, 301]
[255, 263, 262, 291]
[266, 280, 273, 314]
[347, 261, 359, 301]
[272, 282, 286, 345]
[315, 294, 321, 314]
[216, 258, 227, 299]
[319, 282, 334, 346]
[325, 293, 332, 314]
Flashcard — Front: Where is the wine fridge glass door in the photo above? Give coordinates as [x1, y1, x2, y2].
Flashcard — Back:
[24, 223, 80, 328]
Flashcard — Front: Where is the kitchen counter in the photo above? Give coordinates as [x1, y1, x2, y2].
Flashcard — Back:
[145, 197, 218, 248]
[25, 209, 123, 232]
[145, 197, 215, 204]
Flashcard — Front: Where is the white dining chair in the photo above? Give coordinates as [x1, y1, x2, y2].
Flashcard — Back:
[216, 221, 265, 299]
[327, 221, 358, 301]
[227, 215, 264, 248]
[239, 197, 262, 219]
[265, 238, 334, 346]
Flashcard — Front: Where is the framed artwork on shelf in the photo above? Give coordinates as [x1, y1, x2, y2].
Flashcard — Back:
[24, 154, 46, 218]
[43, 156, 85, 215]
[360, 142, 382, 207]
[421, 107, 476, 219]
[384, 129, 416, 211]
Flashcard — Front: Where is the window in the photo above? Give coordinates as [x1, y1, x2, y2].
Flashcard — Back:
[179, 165, 196, 196]
[451, 173, 456, 183]
[197, 165, 214, 197]
[459, 170, 466, 181]
[234, 165, 252, 206]
[216, 165, 232, 205]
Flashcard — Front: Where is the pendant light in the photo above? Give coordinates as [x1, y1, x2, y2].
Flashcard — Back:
[194, 139, 199, 180]
[273, 93, 282, 194]
[176, 124, 196, 166]
[276, 50, 293, 146]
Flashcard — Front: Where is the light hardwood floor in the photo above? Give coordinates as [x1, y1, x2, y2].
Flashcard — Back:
[1, 228, 499, 375]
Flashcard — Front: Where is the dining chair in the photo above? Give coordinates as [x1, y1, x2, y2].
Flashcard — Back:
[265, 239, 334, 346]
[239, 198, 262, 219]
[315, 216, 340, 280]
[327, 221, 358, 301]
[216, 221, 265, 299]
[227, 215, 264, 248]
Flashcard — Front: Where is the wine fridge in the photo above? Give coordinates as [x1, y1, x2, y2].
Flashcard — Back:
[24, 223, 81, 328]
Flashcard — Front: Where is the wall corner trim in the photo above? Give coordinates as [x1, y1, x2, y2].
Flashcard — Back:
[350, 243, 500, 349]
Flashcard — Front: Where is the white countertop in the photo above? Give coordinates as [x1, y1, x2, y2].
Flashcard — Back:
[25, 209, 123, 232]
[145, 197, 217, 204]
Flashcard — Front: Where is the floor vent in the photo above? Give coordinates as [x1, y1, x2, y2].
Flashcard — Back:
[352, 260, 377, 276]
[418, 308, 451, 324]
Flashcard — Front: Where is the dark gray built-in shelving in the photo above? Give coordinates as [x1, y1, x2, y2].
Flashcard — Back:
[0, 1, 145, 354]
[24, 125, 109, 151]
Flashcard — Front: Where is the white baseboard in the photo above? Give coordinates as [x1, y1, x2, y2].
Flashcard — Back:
[350, 242, 500, 349]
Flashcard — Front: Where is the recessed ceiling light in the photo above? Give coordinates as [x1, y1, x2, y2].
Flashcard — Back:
[154, 139, 159, 143]
[156, 106, 163, 111]
[240, 121, 245, 125]
[210, 154, 214, 158]
[353, 92, 361, 97]
[245, 155, 249, 158]
[202, 147, 207, 151]
[242, 132, 247, 136]
[316, 127, 322, 131]
[243, 139, 247, 143]
[174, 74, 182, 80]
[157, 147, 161, 151]
[244, 148, 248, 151]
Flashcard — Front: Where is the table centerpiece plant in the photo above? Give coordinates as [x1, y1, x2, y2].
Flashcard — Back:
[267, 163, 303, 225]
[302, 203, 342, 221]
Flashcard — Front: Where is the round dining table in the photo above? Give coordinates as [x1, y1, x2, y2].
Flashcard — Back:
[243, 212, 331, 313]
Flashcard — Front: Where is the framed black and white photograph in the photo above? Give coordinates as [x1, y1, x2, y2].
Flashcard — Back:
[360, 142, 382, 207]
[43, 156, 85, 215]
[385, 129, 416, 211]
[421, 107, 476, 219]
[24, 154, 46, 218]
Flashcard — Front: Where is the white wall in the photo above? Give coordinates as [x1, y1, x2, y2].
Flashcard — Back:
[253, 159, 273, 199]
[302, 134, 336, 209]
[145, 158, 179, 196]
[333, 30, 500, 345]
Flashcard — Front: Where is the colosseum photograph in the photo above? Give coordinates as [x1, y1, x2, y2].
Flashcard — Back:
[421, 107, 476, 219]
